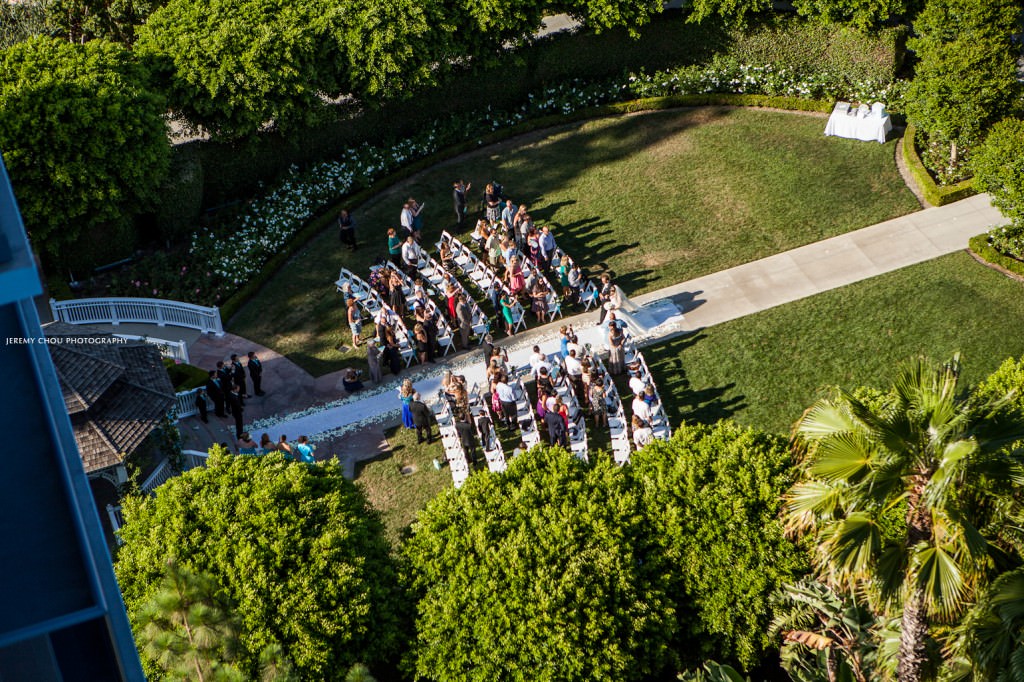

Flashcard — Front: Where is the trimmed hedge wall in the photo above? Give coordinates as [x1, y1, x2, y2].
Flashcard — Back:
[901, 124, 977, 206]
[180, 12, 901, 214]
[969, 234, 1024, 280]
[220, 95, 829, 321]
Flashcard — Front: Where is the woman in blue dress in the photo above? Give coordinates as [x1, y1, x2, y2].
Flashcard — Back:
[400, 378, 416, 429]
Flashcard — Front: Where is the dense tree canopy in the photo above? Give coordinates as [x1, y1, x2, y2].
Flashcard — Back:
[402, 448, 677, 681]
[630, 422, 806, 669]
[904, 0, 1022, 165]
[0, 36, 169, 266]
[115, 449, 404, 681]
[972, 119, 1024, 229]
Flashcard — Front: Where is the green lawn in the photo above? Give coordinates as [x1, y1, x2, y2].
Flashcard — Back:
[230, 107, 919, 376]
[645, 253, 1024, 435]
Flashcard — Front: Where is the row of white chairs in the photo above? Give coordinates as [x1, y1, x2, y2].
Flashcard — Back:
[510, 377, 543, 449]
[433, 398, 471, 488]
[439, 231, 528, 333]
[370, 261, 457, 357]
[420, 256, 492, 342]
[630, 350, 672, 442]
[545, 354, 589, 461]
[336, 268, 417, 366]
[587, 351, 631, 464]
[468, 383, 507, 473]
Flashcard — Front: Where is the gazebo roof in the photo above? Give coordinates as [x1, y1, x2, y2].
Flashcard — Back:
[43, 322, 175, 473]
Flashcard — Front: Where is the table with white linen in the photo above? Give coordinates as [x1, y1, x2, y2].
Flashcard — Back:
[824, 101, 892, 143]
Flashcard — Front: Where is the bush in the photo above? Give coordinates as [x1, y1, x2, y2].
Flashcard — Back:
[902, 124, 977, 206]
[115, 449, 406, 680]
[972, 118, 1024, 228]
[402, 448, 677, 681]
[152, 143, 203, 245]
[968, 233, 1024, 281]
[629, 422, 807, 670]
[162, 358, 207, 391]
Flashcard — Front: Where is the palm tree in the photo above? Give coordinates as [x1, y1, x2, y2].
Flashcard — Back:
[946, 567, 1024, 681]
[784, 354, 1024, 682]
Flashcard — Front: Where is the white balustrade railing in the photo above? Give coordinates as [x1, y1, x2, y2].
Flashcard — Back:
[174, 387, 206, 420]
[106, 504, 125, 543]
[113, 334, 190, 363]
[50, 296, 224, 335]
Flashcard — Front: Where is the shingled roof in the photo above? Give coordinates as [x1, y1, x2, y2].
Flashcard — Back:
[43, 322, 176, 473]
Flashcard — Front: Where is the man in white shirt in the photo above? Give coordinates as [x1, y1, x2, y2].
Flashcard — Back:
[632, 394, 652, 425]
[400, 201, 414, 235]
[628, 373, 647, 397]
[529, 345, 549, 377]
[494, 379, 517, 429]
[564, 349, 585, 401]
[401, 236, 421, 276]
[539, 226, 557, 271]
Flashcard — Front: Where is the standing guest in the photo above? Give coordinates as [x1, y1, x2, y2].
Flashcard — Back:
[402, 235, 421, 276]
[387, 228, 403, 266]
[226, 384, 244, 440]
[410, 197, 425, 237]
[484, 183, 501, 223]
[422, 307, 439, 360]
[456, 294, 473, 350]
[414, 323, 430, 365]
[410, 392, 434, 444]
[564, 349, 585, 400]
[455, 411, 479, 465]
[485, 227, 501, 267]
[453, 180, 471, 228]
[383, 332, 402, 376]
[481, 334, 496, 372]
[238, 432, 258, 454]
[259, 433, 274, 454]
[278, 435, 294, 459]
[399, 379, 416, 430]
[539, 226, 557, 271]
[366, 340, 382, 384]
[475, 408, 495, 451]
[400, 200, 414, 236]
[506, 256, 526, 298]
[527, 230, 542, 268]
[597, 273, 615, 323]
[557, 255, 572, 301]
[247, 351, 265, 396]
[530, 279, 549, 324]
[347, 299, 362, 347]
[629, 372, 647, 398]
[608, 323, 626, 375]
[488, 280, 502, 320]
[472, 219, 490, 248]
[567, 263, 582, 306]
[536, 366, 555, 397]
[501, 199, 517, 233]
[494, 377, 517, 429]
[205, 371, 226, 418]
[632, 415, 654, 449]
[518, 214, 533, 252]
[388, 271, 406, 317]
[216, 360, 233, 401]
[499, 292, 516, 336]
[536, 388, 548, 420]
[529, 345, 549, 377]
[558, 325, 570, 358]
[295, 436, 316, 463]
[338, 208, 357, 250]
[445, 277, 460, 325]
[231, 354, 248, 398]
[194, 387, 209, 423]
[544, 407, 568, 447]
[589, 378, 608, 428]
[511, 205, 528, 246]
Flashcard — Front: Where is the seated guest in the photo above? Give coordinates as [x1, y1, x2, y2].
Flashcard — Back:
[342, 368, 364, 393]
[628, 373, 647, 398]
[237, 432, 258, 455]
[529, 345, 550, 377]
[632, 393, 652, 425]
[295, 435, 316, 463]
[643, 385, 658, 407]
[632, 415, 654, 449]
[536, 366, 555, 397]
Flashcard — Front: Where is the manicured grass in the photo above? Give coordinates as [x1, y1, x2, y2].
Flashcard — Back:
[354, 426, 452, 547]
[230, 107, 919, 376]
[644, 253, 1024, 435]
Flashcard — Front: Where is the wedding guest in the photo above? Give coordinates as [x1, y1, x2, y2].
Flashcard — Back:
[608, 323, 625, 375]
[475, 408, 495, 452]
[499, 291, 516, 336]
[539, 226, 557, 271]
[455, 411, 479, 464]
[632, 392, 652, 425]
[247, 351, 265, 396]
[278, 435, 294, 459]
[194, 387, 209, 423]
[632, 415, 654, 449]
[410, 392, 434, 444]
[501, 199, 517, 233]
[453, 180, 471, 228]
[238, 432, 258, 454]
[506, 256, 526, 298]
[530, 279, 549, 324]
[347, 299, 362, 347]
[387, 228, 403, 266]
[226, 384, 244, 440]
[456, 294, 473, 349]
[231, 354, 248, 398]
[295, 435, 315, 463]
[494, 377, 517, 429]
[399, 379, 416, 431]
[484, 183, 501, 223]
[338, 208, 357, 250]
[402, 235, 421, 276]
[597, 273, 615, 323]
[366, 340, 382, 383]
[544, 406, 568, 447]
[205, 370, 226, 418]
[589, 378, 608, 428]
[342, 368, 364, 393]
[259, 433, 274, 454]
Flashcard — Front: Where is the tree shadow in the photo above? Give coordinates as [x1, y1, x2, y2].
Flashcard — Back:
[645, 331, 747, 425]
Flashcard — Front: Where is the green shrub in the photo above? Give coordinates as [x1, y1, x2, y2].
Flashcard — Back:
[902, 124, 977, 206]
[968, 233, 1024, 281]
[162, 358, 207, 391]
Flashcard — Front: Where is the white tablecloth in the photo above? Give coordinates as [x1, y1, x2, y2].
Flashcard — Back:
[824, 102, 892, 143]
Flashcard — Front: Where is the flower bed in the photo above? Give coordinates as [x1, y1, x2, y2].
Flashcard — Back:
[112, 63, 898, 307]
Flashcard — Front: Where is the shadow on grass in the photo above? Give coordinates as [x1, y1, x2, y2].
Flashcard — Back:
[646, 331, 747, 425]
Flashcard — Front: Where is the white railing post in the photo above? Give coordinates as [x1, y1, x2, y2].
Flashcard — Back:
[211, 307, 224, 336]
[177, 340, 189, 364]
[156, 305, 165, 327]
[106, 504, 124, 545]
[49, 297, 60, 322]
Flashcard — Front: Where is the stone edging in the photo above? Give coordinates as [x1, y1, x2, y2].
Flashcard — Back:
[966, 248, 1024, 283]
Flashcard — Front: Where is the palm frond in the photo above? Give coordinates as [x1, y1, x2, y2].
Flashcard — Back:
[798, 401, 856, 440]
[825, 513, 882, 584]
[915, 545, 968, 619]
[810, 432, 873, 482]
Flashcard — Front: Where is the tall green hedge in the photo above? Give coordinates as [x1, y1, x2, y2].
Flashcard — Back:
[175, 11, 902, 212]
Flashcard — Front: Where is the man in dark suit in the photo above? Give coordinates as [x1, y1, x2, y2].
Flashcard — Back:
[226, 384, 244, 440]
[231, 354, 249, 398]
[205, 371, 226, 418]
[475, 409, 494, 452]
[544, 409, 568, 447]
[194, 387, 209, 423]
[455, 411, 479, 464]
[216, 361, 233, 414]
[247, 351, 264, 396]
[409, 393, 434, 444]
